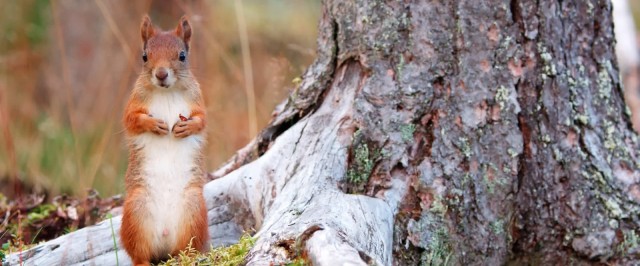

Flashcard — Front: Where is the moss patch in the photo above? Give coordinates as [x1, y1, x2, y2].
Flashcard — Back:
[159, 234, 256, 266]
[343, 129, 382, 194]
[421, 228, 453, 266]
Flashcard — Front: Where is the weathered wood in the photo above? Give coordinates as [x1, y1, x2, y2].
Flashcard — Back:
[240, 62, 405, 265]
[5, 217, 128, 266]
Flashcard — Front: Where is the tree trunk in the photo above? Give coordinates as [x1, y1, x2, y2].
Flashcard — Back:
[6, 0, 640, 265]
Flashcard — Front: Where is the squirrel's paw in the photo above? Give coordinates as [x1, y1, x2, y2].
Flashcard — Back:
[149, 118, 169, 135]
[172, 119, 202, 138]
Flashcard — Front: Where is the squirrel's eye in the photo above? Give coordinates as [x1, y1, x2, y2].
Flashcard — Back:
[179, 50, 186, 62]
[142, 51, 148, 62]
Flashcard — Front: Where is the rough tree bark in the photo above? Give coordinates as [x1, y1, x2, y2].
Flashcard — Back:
[6, 0, 640, 265]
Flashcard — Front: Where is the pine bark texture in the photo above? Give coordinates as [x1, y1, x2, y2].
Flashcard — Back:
[6, 0, 640, 265]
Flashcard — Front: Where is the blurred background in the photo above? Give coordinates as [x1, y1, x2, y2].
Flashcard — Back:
[2, 1, 640, 199]
[0, 0, 321, 197]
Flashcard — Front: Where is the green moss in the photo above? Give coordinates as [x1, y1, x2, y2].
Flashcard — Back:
[401, 123, 415, 142]
[490, 220, 504, 235]
[159, 234, 255, 266]
[458, 137, 472, 158]
[575, 114, 589, 125]
[603, 120, 617, 153]
[346, 130, 380, 185]
[617, 230, 639, 255]
[347, 143, 374, 184]
[597, 63, 612, 101]
[581, 166, 636, 219]
[421, 228, 453, 266]
[552, 147, 564, 163]
[495, 86, 509, 111]
[538, 44, 556, 78]
[430, 195, 448, 215]
[603, 197, 624, 218]
[541, 134, 551, 144]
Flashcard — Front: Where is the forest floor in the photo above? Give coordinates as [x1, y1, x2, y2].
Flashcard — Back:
[0, 177, 123, 260]
[0, 178, 269, 266]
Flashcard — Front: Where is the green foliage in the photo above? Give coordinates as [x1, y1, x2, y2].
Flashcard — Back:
[26, 204, 55, 223]
[0, 0, 49, 51]
[26, 0, 49, 45]
[0, 242, 7, 262]
[159, 234, 255, 266]
[0, 239, 34, 262]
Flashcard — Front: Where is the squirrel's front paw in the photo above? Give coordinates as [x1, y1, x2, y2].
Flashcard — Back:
[145, 117, 168, 135]
[172, 117, 203, 138]
[172, 121, 194, 138]
[152, 119, 169, 135]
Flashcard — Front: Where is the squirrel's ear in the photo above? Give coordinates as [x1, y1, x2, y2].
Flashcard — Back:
[141, 15, 156, 46]
[176, 15, 192, 50]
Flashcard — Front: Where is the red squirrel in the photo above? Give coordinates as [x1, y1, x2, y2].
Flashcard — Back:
[120, 15, 208, 265]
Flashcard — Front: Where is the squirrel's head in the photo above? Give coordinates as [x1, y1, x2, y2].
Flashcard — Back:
[139, 15, 192, 89]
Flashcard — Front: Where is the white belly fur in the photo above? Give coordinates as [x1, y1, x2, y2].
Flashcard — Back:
[132, 90, 204, 254]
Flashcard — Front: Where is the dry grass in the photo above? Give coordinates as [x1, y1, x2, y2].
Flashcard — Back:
[0, 1, 320, 197]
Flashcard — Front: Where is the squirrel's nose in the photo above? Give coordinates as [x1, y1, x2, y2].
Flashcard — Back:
[155, 68, 168, 81]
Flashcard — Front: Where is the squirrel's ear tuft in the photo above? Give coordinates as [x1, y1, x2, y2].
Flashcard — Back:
[176, 15, 192, 50]
[141, 15, 156, 46]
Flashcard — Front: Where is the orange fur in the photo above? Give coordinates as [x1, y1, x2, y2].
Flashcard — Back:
[120, 15, 208, 265]
[121, 188, 153, 265]
[123, 99, 159, 135]
[174, 186, 209, 253]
